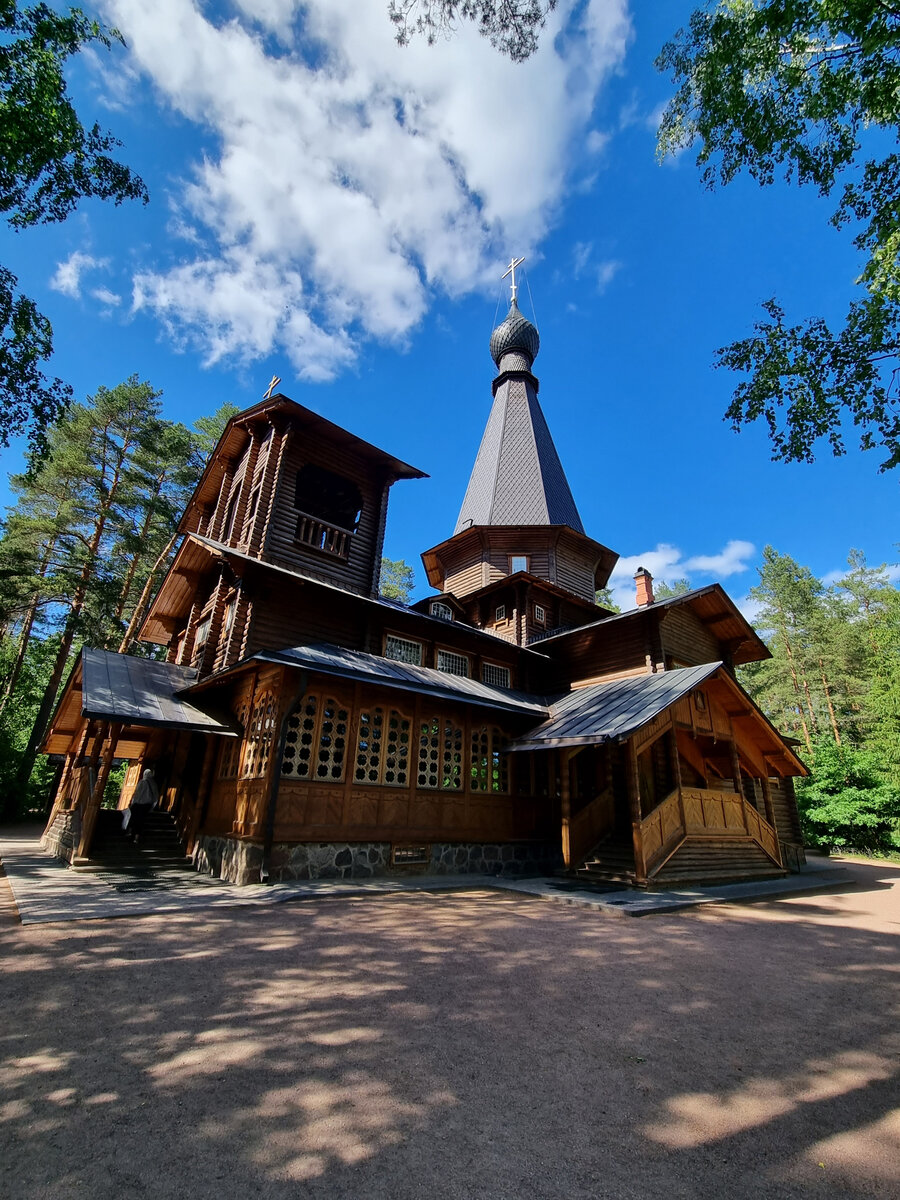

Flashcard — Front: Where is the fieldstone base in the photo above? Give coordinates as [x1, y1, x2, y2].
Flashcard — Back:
[192, 835, 559, 887]
[40, 811, 80, 864]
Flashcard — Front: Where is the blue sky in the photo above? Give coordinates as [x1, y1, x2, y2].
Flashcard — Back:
[1, 0, 896, 612]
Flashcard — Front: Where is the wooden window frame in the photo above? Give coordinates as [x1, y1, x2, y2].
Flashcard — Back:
[534, 604, 546, 626]
[482, 662, 511, 689]
[509, 554, 529, 574]
[436, 648, 470, 678]
[495, 604, 507, 622]
[384, 634, 423, 666]
[430, 601, 454, 622]
[354, 705, 412, 787]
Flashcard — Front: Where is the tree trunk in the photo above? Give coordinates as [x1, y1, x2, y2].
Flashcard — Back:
[819, 658, 842, 745]
[118, 532, 178, 654]
[0, 537, 57, 714]
[10, 453, 128, 813]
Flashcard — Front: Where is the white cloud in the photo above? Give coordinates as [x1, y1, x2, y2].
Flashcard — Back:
[572, 241, 593, 277]
[91, 286, 122, 307]
[597, 259, 621, 291]
[684, 539, 756, 577]
[99, 0, 632, 378]
[50, 251, 109, 299]
[585, 129, 610, 155]
[607, 539, 757, 610]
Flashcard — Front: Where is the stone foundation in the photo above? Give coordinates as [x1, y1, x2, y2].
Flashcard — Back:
[193, 835, 559, 887]
[40, 810, 80, 864]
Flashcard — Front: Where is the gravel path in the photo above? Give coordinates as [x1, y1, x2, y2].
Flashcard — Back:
[1, 858, 897, 1199]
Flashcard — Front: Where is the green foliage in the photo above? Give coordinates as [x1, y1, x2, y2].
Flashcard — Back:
[0, 1, 147, 456]
[379, 557, 415, 604]
[653, 577, 692, 600]
[0, 632, 59, 814]
[657, 1, 900, 469]
[739, 544, 900, 852]
[0, 381, 230, 818]
[795, 739, 900, 852]
[594, 586, 621, 613]
[389, 0, 556, 62]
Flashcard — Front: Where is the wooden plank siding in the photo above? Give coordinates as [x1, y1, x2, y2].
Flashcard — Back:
[200, 671, 550, 846]
[544, 613, 653, 690]
[660, 605, 721, 669]
[263, 430, 388, 597]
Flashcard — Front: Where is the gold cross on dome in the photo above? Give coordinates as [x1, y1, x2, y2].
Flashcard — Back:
[502, 256, 525, 303]
[263, 374, 281, 401]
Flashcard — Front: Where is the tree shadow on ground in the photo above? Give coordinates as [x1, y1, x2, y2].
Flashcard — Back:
[0, 871, 898, 1200]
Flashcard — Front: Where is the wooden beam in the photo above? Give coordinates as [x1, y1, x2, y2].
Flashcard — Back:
[626, 738, 647, 885]
[559, 747, 572, 869]
[76, 722, 122, 860]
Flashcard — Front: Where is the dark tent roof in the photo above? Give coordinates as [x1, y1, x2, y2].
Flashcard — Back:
[508, 663, 721, 751]
[454, 374, 584, 534]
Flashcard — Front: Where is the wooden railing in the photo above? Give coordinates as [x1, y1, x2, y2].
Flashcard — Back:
[295, 512, 351, 559]
[569, 787, 615, 866]
[638, 786, 783, 876]
[640, 788, 684, 874]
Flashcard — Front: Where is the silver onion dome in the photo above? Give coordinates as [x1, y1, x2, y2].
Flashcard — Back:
[489, 299, 540, 368]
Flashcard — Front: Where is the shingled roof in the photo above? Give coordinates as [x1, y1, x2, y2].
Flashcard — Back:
[454, 361, 584, 533]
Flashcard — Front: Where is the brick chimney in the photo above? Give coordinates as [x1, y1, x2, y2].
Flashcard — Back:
[634, 567, 654, 607]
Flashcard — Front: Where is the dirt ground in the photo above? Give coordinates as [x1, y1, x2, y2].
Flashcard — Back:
[0, 858, 898, 1200]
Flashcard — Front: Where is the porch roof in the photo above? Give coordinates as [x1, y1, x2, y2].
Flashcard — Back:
[207, 642, 552, 719]
[81, 648, 240, 734]
[507, 663, 721, 751]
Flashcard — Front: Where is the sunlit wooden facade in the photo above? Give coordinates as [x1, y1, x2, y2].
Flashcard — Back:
[41, 298, 806, 886]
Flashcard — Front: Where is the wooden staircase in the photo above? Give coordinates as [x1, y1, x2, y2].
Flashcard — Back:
[73, 809, 194, 878]
[576, 833, 638, 886]
[650, 837, 786, 888]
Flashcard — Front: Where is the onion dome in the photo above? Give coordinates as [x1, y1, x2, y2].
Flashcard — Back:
[489, 299, 540, 369]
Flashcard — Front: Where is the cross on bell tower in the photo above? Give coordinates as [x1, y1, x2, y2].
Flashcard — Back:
[501, 255, 525, 303]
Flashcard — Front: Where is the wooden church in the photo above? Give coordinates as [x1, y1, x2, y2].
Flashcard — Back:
[41, 273, 806, 888]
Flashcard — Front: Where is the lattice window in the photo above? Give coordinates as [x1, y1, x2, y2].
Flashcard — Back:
[534, 604, 546, 625]
[355, 707, 411, 786]
[482, 663, 511, 689]
[417, 716, 463, 790]
[437, 649, 469, 677]
[430, 601, 453, 621]
[218, 700, 249, 779]
[281, 693, 349, 782]
[242, 692, 277, 779]
[384, 635, 422, 665]
[471, 726, 509, 793]
[495, 604, 507, 622]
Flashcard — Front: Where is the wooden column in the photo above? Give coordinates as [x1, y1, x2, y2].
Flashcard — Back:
[559, 748, 572, 869]
[760, 776, 777, 831]
[729, 739, 745, 800]
[188, 737, 220, 854]
[76, 722, 122, 860]
[626, 738, 647, 885]
[667, 728, 686, 832]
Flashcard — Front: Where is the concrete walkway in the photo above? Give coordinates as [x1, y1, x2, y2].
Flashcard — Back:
[0, 825, 856, 925]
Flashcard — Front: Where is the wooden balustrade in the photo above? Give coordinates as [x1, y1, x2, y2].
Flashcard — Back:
[639, 788, 684, 873]
[638, 786, 783, 876]
[295, 512, 351, 559]
[569, 787, 615, 866]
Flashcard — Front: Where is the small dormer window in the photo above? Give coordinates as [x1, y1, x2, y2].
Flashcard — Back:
[495, 604, 507, 622]
[437, 649, 469, 677]
[510, 555, 528, 574]
[534, 604, 546, 625]
[431, 601, 453, 621]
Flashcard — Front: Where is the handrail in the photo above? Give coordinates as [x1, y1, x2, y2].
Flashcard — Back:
[680, 786, 782, 867]
[639, 788, 685, 874]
